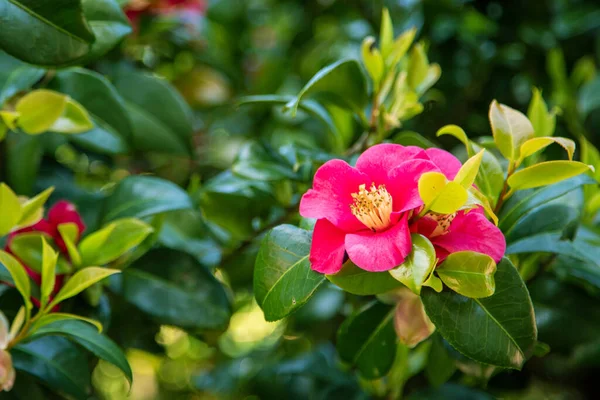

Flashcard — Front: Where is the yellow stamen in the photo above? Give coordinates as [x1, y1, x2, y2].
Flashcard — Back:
[427, 212, 456, 237]
[350, 183, 393, 232]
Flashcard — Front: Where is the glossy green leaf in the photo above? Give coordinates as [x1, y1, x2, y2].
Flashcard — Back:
[29, 320, 132, 383]
[436, 251, 496, 298]
[327, 260, 401, 295]
[418, 172, 468, 214]
[436, 125, 472, 155]
[454, 150, 485, 189]
[49, 267, 120, 309]
[32, 312, 103, 334]
[0, 183, 22, 235]
[527, 88, 556, 137]
[519, 136, 575, 162]
[505, 232, 596, 265]
[337, 301, 396, 379]
[101, 175, 193, 223]
[17, 187, 53, 228]
[389, 234, 436, 295]
[0, 0, 95, 66]
[425, 335, 457, 387]
[489, 100, 534, 160]
[284, 59, 368, 117]
[40, 238, 58, 308]
[361, 36, 384, 86]
[0, 251, 31, 310]
[232, 160, 296, 181]
[81, 0, 131, 62]
[109, 249, 231, 330]
[12, 337, 90, 400]
[508, 161, 593, 190]
[49, 98, 94, 134]
[8, 233, 69, 274]
[15, 89, 67, 134]
[0, 65, 45, 106]
[422, 258, 537, 369]
[254, 225, 325, 322]
[473, 143, 504, 204]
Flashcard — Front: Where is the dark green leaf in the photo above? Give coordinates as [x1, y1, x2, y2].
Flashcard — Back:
[422, 258, 537, 369]
[425, 335, 456, 387]
[407, 383, 494, 400]
[506, 232, 597, 265]
[254, 225, 325, 321]
[109, 249, 231, 331]
[12, 336, 91, 400]
[0, 65, 45, 106]
[337, 301, 396, 379]
[232, 160, 296, 181]
[4, 133, 42, 195]
[28, 319, 132, 382]
[101, 175, 193, 223]
[81, 0, 131, 62]
[0, 0, 95, 66]
[393, 131, 437, 148]
[327, 260, 401, 295]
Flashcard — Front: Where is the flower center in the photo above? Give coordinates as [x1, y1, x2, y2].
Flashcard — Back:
[426, 212, 456, 237]
[350, 183, 393, 232]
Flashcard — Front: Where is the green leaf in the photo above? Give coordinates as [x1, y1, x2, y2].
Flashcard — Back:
[508, 161, 593, 190]
[436, 125, 472, 155]
[422, 258, 537, 369]
[425, 335, 457, 387]
[284, 59, 368, 118]
[407, 43, 429, 91]
[32, 312, 103, 334]
[520, 136, 576, 162]
[0, 65, 45, 106]
[17, 187, 53, 228]
[473, 143, 504, 205]
[51, 68, 131, 155]
[79, 218, 153, 266]
[0, 182, 22, 235]
[361, 36, 384, 86]
[49, 267, 120, 309]
[0, 0, 95, 66]
[81, 0, 132, 62]
[28, 320, 132, 383]
[393, 130, 436, 148]
[4, 133, 43, 195]
[527, 88, 556, 137]
[109, 249, 231, 331]
[489, 100, 534, 160]
[15, 89, 67, 134]
[337, 301, 396, 379]
[454, 150, 485, 189]
[327, 260, 401, 295]
[418, 172, 468, 214]
[112, 70, 193, 154]
[232, 161, 296, 181]
[40, 238, 58, 308]
[101, 175, 193, 223]
[436, 251, 496, 298]
[505, 232, 595, 264]
[57, 223, 82, 267]
[50, 97, 93, 134]
[389, 234, 436, 295]
[254, 225, 325, 322]
[0, 250, 31, 310]
[387, 27, 417, 67]
[12, 337, 90, 400]
[379, 8, 394, 60]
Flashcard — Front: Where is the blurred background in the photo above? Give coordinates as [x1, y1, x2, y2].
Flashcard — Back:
[67, 0, 600, 398]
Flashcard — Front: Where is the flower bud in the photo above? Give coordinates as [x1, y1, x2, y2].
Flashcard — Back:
[0, 350, 15, 392]
[393, 287, 435, 348]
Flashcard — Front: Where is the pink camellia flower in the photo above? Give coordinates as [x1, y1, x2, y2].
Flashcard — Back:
[299, 144, 505, 274]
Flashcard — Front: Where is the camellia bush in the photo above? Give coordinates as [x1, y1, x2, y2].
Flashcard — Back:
[0, 1, 599, 399]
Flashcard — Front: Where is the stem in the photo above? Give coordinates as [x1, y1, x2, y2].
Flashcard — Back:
[493, 160, 516, 213]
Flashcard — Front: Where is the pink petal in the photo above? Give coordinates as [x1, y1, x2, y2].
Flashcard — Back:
[345, 214, 412, 272]
[433, 211, 505, 263]
[388, 159, 441, 212]
[355, 144, 426, 186]
[309, 219, 347, 274]
[425, 148, 462, 180]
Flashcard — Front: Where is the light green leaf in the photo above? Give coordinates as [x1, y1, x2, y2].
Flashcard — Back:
[40, 238, 58, 308]
[519, 136, 575, 162]
[361, 36, 384, 86]
[436, 124, 472, 156]
[18, 187, 54, 228]
[31, 313, 103, 334]
[465, 187, 499, 226]
[57, 223, 82, 267]
[48, 267, 120, 309]
[407, 43, 428, 91]
[436, 251, 497, 298]
[472, 142, 504, 205]
[0, 250, 31, 310]
[327, 260, 402, 295]
[0, 110, 19, 130]
[527, 87, 556, 137]
[387, 27, 417, 67]
[79, 218, 153, 266]
[418, 172, 468, 214]
[454, 149, 485, 189]
[15, 89, 67, 134]
[508, 161, 593, 190]
[9, 306, 25, 342]
[379, 8, 394, 60]
[489, 100, 534, 160]
[389, 234, 436, 295]
[9, 233, 72, 275]
[0, 182, 22, 235]
[0, 311, 9, 349]
[49, 98, 94, 134]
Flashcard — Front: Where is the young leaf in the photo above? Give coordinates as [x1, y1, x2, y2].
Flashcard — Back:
[387, 27, 417, 67]
[527, 88, 557, 138]
[361, 36, 384, 86]
[518, 136, 575, 162]
[379, 8, 394, 59]
[422, 258, 537, 369]
[418, 172, 468, 214]
[48, 267, 120, 309]
[454, 150, 485, 189]
[337, 301, 396, 379]
[40, 238, 58, 309]
[17, 187, 54, 228]
[254, 225, 325, 322]
[436, 251, 497, 298]
[393, 288, 435, 348]
[15, 90, 68, 134]
[9, 307, 25, 342]
[507, 161, 593, 190]
[407, 43, 429, 91]
[0, 251, 32, 311]
[57, 223, 82, 267]
[389, 234, 436, 295]
[0, 183, 22, 235]
[49, 98, 94, 134]
[327, 260, 401, 295]
[489, 100, 534, 160]
[436, 125, 473, 156]
[79, 218, 153, 266]
[31, 313, 103, 334]
[0, 311, 9, 350]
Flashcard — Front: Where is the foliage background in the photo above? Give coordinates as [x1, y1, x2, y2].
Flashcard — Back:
[1, 0, 600, 399]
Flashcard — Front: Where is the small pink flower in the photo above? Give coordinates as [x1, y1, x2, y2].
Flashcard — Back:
[300, 144, 464, 273]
